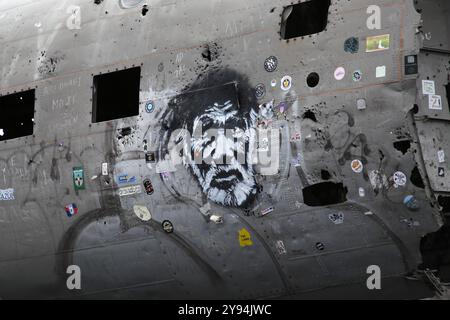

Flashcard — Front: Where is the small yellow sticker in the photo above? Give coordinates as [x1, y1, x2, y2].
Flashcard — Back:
[239, 228, 253, 247]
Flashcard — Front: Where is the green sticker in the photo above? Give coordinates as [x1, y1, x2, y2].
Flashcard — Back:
[73, 167, 85, 191]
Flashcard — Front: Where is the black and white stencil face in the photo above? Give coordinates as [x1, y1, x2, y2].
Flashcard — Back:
[188, 100, 257, 207]
[161, 72, 260, 208]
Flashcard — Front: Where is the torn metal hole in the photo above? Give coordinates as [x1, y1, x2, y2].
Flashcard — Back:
[302, 182, 347, 207]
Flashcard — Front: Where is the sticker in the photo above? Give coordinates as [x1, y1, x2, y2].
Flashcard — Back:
[72, 167, 85, 191]
[65, 203, 78, 217]
[316, 242, 325, 251]
[101, 163, 108, 176]
[393, 171, 407, 187]
[264, 56, 278, 72]
[352, 70, 362, 82]
[210, 215, 224, 224]
[239, 228, 253, 247]
[280, 76, 292, 91]
[0, 188, 15, 201]
[145, 152, 156, 163]
[422, 80, 436, 95]
[143, 179, 154, 194]
[278, 102, 287, 113]
[276, 240, 287, 255]
[133, 205, 151, 221]
[405, 55, 418, 75]
[359, 187, 365, 197]
[261, 207, 274, 216]
[290, 132, 301, 142]
[116, 174, 137, 185]
[118, 185, 142, 197]
[376, 66, 386, 78]
[357, 98, 367, 110]
[344, 37, 359, 54]
[334, 67, 346, 80]
[162, 220, 174, 233]
[255, 84, 266, 99]
[270, 79, 277, 87]
[366, 34, 390, 52]
[429, 95, 442, 110]
[160, 172, 170, 181]
[439, 167, 445, 177]
[145, 101, 155, 113]
[438, 150, 445, 163]
[329, 212, 344, 225]
[351, 159, 363, 173]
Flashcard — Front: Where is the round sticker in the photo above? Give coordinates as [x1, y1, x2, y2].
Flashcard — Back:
[133, 205, 152, 222]
[334, 67, 346, 81]
[352, 70, 362, 82]
[393, 171, 407, 186]
[264, 56, 278, 72]
[351, 159, 363, 173]
[255, 84, 266, 99]
[281, 76, 292, 91]
[145, 101, 155, 113]
[316, 242, 325, 251]
[162, 220, 174, 234]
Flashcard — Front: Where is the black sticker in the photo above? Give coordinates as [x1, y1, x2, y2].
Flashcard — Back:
[255, 84, 266, 99]
[145, 152, 156, 163]
[316, 242, 325, 251]
[405, 55, 418, 75]
[264, 56, 278, 72]
[344, 37, 359, 54]
[439, 167, 445, 177]
[162, 220, 174, 233]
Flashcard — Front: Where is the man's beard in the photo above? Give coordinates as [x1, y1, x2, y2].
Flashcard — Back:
[190, 157, 257, 207]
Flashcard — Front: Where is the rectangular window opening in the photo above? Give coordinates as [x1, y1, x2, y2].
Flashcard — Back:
[92, 66, 141, 123]
[0, 89, 35, 141]
[280, 0, 331, 40]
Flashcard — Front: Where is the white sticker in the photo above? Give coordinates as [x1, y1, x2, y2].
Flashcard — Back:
[393, 171, 407, 187]
[422, 80, 436, 95]
[102, 163, 108, 176]
[357, 98, 367, 110]
[438, 150, 446, 163]
[275, 240, 287, 255]
[359, 187, 366, 197]
[351, 159, 364, 173]
[118, 185, 142, 197]
[334, 67, 346, 80]
[329, 212, 344, 225]
[376, 66, 386, 78]
[429, 94, 442, 110]
[280, 76, 292, 91]
[133, 205, 151, 221]
[271, 79, 277, 87]
[0, 188, 15, 201]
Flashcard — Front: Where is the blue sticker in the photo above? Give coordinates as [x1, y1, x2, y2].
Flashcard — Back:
[145, 101, 155, 113]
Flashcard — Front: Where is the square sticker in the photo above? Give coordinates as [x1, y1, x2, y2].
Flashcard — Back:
[422, 80, 436, 95]
[376, 66, 386, 78]
[366, 34, 390, 52]
[429, 94, 442, 110]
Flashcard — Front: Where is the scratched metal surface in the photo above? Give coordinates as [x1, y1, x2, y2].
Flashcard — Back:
[0, 0, 447, 299]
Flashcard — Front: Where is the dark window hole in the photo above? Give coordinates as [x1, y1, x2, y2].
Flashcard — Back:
[302, 182, 347, 207]
[92, 67, 140, 123]
[280, 0, 331, 40]
[0, 89, 35, 142]
[393, 140, 411, 155]
[411, 166, 425, 189]
[303, 110, 317, 122]
[321, 170, 331, 180]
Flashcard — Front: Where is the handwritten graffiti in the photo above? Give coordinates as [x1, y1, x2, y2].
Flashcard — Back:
[0, 188, 14, 201]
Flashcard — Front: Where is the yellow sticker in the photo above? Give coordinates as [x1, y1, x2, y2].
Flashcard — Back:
[239, 228, 253, 247]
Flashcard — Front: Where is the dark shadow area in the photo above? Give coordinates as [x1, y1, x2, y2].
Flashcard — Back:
[393, 140, 411, 155]
[0, 89, 35, 142]
[321, 170, 331, 181]
[280, 0, 331, 40]
[438, 196, 450, 214]
[420, 219, 450, 282]
[302, 182, 347, 207]
[411, 166, 425, 189]
[92, 67, 140, 123]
